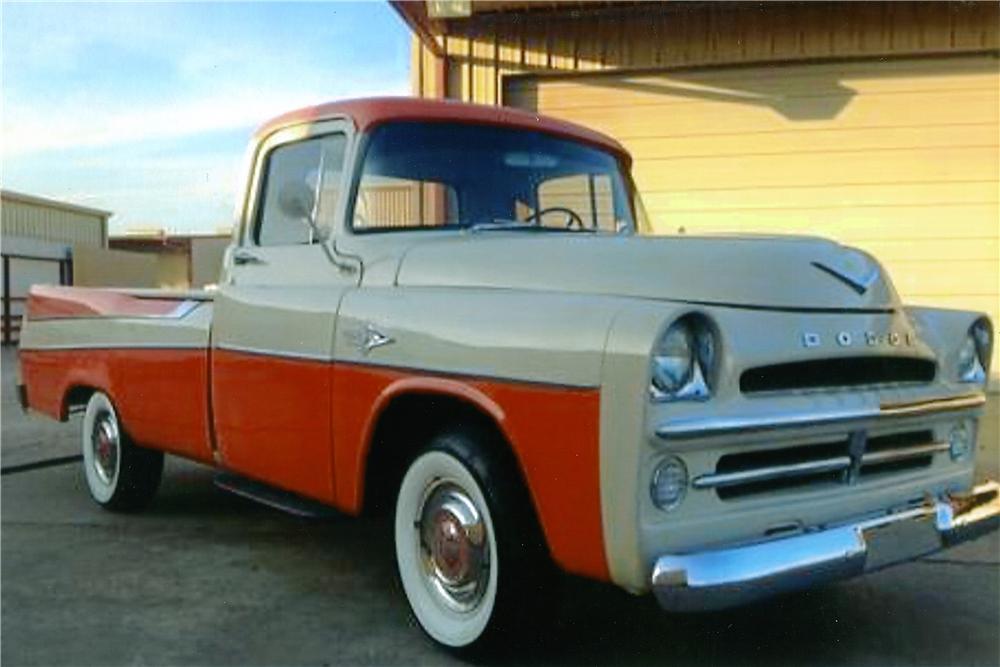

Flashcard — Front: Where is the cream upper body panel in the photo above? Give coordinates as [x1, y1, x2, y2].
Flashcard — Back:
[393, 232, 900, 311]
[334, 285, 622, 388]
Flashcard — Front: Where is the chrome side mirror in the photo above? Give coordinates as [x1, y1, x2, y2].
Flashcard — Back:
[278, 181, 324, 242]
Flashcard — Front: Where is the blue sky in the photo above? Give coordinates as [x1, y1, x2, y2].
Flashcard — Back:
[1, 1, 410, 234]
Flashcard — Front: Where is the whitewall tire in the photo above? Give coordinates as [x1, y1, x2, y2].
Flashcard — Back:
[394, 426, 554, 651]
[81, 392, 163, 512]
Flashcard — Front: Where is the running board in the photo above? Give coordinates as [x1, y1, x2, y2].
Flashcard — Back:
[213, 472, 340, 519]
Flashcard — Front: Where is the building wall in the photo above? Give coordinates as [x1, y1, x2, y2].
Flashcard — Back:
[1, 191, 107, 248]
[413, 2, 999, 102]
[190, 236, 232, 288]
[72, 246, 160, 288]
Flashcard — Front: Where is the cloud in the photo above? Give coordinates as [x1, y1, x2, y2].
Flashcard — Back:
[0, 2, 411, 233]
[1, 80, 405, 157]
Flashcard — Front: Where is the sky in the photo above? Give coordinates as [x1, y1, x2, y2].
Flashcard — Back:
[1, 1, 410, 235]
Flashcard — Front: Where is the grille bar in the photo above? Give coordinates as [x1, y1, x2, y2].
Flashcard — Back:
[699, 429, 946, 501]
[861, 441, 948, 466]
[693, 456, 851, 490]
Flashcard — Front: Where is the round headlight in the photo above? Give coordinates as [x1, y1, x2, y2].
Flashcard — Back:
[972, 318, 993, 370]
[958, 319, 991, 383]
[650, 456, 688, 511]
[948, 421, 974, 462]
[651, 321, 694, 398]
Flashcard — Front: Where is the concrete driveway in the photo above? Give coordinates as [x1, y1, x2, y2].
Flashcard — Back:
[3, 347, 998, 666]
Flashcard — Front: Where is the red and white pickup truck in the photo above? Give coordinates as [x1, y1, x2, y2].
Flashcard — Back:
[17, 97, 999, 651]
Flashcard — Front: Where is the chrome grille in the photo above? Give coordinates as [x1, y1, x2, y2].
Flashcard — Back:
[695, 430, 942, 500]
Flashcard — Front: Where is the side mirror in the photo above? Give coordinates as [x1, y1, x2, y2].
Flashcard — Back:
[278, 180, 315, 223]
[278, 180, 326, 243]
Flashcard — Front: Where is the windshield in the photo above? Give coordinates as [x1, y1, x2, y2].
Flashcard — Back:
[351, 121, 639, 233]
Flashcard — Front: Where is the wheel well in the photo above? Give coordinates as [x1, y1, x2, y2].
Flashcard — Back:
[63, 385, 97, 419]
[362, 392, 526, 519]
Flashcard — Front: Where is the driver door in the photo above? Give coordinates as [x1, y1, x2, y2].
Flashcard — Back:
[211, 120, 359, 503]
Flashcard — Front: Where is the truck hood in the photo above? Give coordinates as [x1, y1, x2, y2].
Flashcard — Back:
[395, 233, 899, 311]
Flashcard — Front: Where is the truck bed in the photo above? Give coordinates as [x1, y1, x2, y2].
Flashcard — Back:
[18, 285, 215, 463]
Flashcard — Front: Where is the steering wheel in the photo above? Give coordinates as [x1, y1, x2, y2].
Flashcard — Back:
[525, 206, 586, 230]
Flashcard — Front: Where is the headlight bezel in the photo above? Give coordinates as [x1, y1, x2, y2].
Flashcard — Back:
[650, 313, 719, 403]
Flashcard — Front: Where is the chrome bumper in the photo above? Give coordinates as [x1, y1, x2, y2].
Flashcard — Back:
[651, 480, 1000, 612]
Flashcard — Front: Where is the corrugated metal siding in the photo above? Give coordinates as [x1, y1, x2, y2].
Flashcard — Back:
[1, 197, 105, 247]
[414, 2, 999, 102]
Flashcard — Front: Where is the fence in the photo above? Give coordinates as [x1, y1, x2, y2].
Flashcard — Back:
[1, 252, 73, 346]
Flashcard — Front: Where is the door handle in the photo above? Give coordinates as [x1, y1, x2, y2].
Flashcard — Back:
[232, 250, 265, 266]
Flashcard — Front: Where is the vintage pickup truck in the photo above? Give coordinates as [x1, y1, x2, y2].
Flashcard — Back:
[17, 97, 999, 650]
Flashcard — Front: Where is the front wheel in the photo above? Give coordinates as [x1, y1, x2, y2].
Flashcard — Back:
[394, 427, 552, 651]
[82, 392, 163, 512]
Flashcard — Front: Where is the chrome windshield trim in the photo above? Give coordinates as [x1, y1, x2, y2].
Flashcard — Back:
[692, 456, 852, 490]
[656, 393, 986, 440]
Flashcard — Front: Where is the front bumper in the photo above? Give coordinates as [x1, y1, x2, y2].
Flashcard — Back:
[652, 480, 1000, 612]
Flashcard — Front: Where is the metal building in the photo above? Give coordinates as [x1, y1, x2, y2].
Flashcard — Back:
[1, 189, 111, 344]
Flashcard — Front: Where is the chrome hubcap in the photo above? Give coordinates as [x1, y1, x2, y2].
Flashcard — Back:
[417, 481, 489, 612]
[91, 412, 119, 486]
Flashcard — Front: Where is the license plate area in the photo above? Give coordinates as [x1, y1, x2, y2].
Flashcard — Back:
[862, 514, 941, 571]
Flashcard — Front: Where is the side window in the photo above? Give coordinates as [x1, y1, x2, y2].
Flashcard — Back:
[534, 173, 616, 231]
[255, 134, 347, 246]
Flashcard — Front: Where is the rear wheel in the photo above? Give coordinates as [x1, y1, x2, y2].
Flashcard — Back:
[82, 392, 163, 512]
[394, 426, 552, 651]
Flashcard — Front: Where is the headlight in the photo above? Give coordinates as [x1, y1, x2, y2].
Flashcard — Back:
[650, 315, 716, 402]
[958, 318, 992, 383]
[948, 421, 975, 462]
[650, 456, 688, 511]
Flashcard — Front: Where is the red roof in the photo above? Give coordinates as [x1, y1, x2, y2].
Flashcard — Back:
[255, 96, 629, 163]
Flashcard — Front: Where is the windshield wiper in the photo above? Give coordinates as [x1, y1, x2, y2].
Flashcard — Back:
[467, 219, 539, 232]
[468, 219, 599, 233]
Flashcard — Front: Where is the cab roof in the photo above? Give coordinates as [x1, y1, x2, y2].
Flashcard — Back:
[255, 96, 630, 164]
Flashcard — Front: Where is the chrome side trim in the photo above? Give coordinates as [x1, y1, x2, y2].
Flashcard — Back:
[213, 343, 332, 362]
[656, 393, 986, 440]
[860, 441, 949, 466]
[692, 457, 851, 490]
[29, 300, 203, 322]
[651, 480, 1000, 612]
[20, 343, 205, 352]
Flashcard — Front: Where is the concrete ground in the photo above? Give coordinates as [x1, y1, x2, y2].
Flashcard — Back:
[2, 347, 998, 666]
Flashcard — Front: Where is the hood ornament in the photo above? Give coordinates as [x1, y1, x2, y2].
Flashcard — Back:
[812, 251, 880, 295]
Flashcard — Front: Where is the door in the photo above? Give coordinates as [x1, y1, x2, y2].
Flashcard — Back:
[506, 55, 1000, 374]
[211, 120, 360, 502]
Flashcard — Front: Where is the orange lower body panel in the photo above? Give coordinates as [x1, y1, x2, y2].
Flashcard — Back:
[19, 348, 214, 464]
[20, 346, 609, 582]
[211, 349, 335, 503]
[333, 363, 609, 582]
